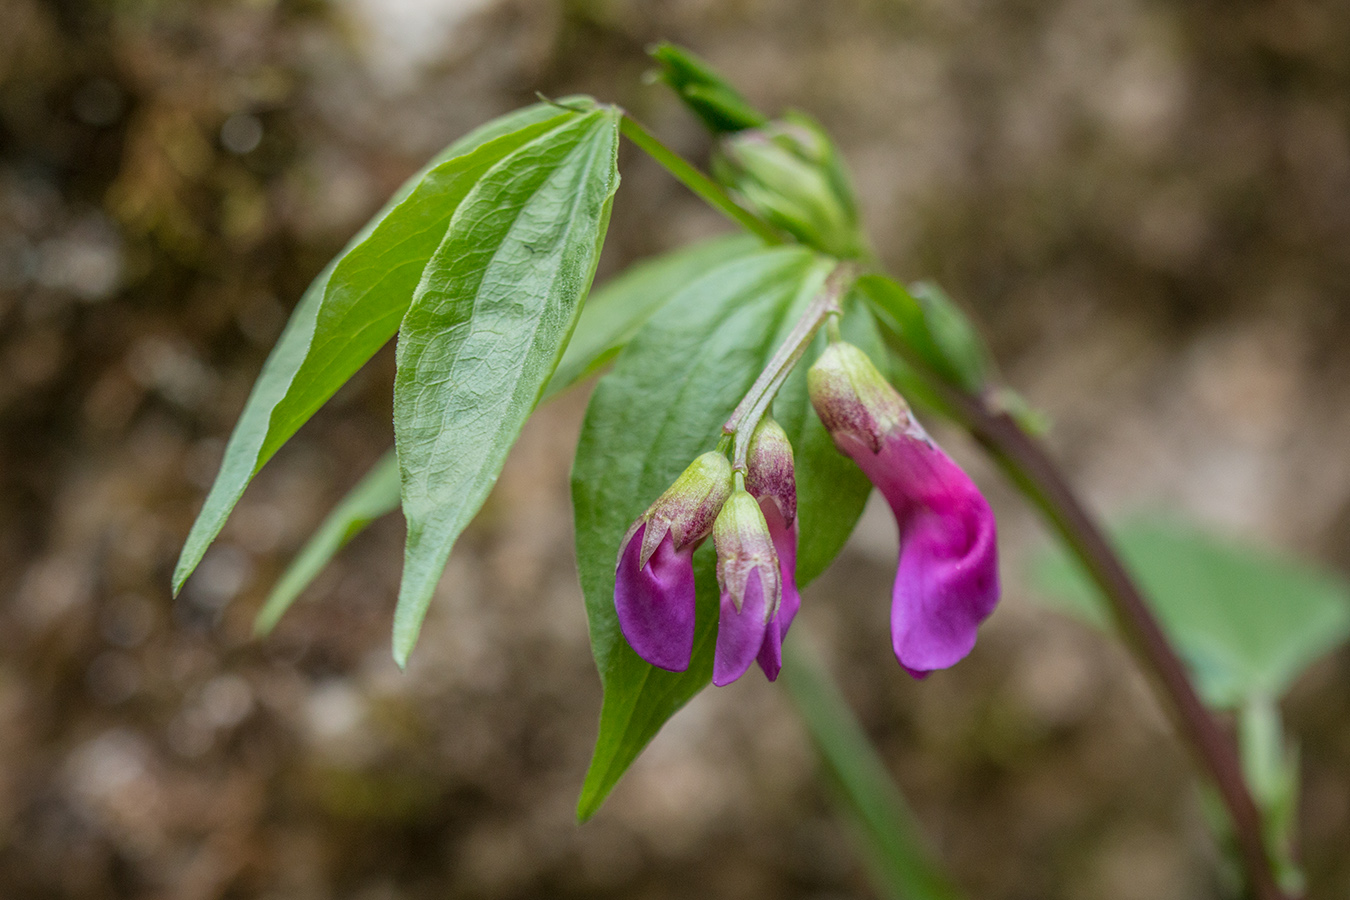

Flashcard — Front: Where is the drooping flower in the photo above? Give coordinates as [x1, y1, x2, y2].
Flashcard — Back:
[808, 340, 999, 677]
[615, 452, 733, 672]
[711, 486, 782, 686]
[744, 417, 801, 681]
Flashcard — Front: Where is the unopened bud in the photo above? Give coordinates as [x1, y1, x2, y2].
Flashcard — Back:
[808, 341, 919, 454]
[713, 488, 782, 618]
[630, 451, 733, 569]
[714, 115, 864, 259]
[745, 417, 797, 526]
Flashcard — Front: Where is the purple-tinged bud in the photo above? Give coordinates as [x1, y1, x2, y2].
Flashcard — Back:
[745, 417, 797, 527]
[808, 341, 1000, 678]
[754, 500, 800, 682]
[743, 416, 801, 680]
[807, 341, 913, 454]
[711, 487, 782, 686]
[615, 452, 733, 672]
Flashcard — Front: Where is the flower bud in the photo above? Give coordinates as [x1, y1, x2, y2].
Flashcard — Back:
[807, 340, 917, 454]
[614, 451, 733, 673]
[711, 487, 782, 686]
[629, 451, 733, 570]
[745, 417, 796, 527]
[714, 115, 865, 259]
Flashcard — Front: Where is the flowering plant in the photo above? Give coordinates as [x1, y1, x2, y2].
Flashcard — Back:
[172, 43, 1338, 900]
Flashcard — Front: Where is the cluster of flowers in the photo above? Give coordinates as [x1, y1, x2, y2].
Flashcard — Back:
[615, 338, 1001, 685]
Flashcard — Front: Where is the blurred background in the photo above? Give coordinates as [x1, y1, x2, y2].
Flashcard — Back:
[2, 0, 1349, 897]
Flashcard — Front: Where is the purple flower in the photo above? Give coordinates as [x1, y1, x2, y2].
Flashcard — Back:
[711, 487, 783, 686]
[808, 340, 999, 677]
[744, 418, 801, 682]
[615, 452, 732, 672]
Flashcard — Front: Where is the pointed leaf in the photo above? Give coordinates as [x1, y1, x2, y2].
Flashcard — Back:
[572, 247, 843, 819]
[393, 108, 621, 666]
[174, 101, 591, 594]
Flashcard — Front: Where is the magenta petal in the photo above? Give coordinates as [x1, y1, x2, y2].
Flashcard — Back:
[713, 569, 771, 686]
[842, 432, 1000, 678]
[756, 503, 800, 681]
[615, 523, 697, 672]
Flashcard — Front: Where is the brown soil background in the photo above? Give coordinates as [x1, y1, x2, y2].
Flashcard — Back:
[2, 1, 1349, 898]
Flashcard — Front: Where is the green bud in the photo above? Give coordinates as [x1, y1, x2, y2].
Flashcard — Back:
[714, 114, 865, 259]
[648, 43, 769, 134]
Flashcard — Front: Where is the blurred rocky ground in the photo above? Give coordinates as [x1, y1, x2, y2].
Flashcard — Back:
[1, 0, 1348, 898]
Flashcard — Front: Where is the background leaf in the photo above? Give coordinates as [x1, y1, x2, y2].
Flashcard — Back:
[546, 232, 762, 397]
[781, 640, 965, 900]
[572, 247, 879, 818]
[174, 101, 588, 594]
[857, 273, 987, 394]
[392, 107, 621, 666]
[1030, 514, 1350, 707]
[253, 450, 402, 635]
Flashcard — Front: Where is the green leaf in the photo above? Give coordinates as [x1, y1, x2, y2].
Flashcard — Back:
[393, 107, 621, 666]
[781, 639, 964, 900]
[648, 42, 769, 134]
[544, 232, 763, 398]
[1031, 515, 1350, 708]
[573, 247, 874, 819]
[857, 274, 989, 394]
[253, 450, 402, 635]
[251, 236, 755, 634]
[173, 100, 591, 595]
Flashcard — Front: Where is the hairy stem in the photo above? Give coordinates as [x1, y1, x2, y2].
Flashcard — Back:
[619, 115, 783, 245]
[724, 263, 854, 470]
[927, 375, 1293, 900]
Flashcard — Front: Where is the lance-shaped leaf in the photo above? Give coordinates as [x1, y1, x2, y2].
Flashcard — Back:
[393, 107, 621, 666]
[572, 247, 878, 819]
[174, 100, 591, 595]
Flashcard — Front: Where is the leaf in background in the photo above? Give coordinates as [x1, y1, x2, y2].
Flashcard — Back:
[393, 107, 621, 666]
[573, 247, 860, 819]
[857, 274, 988, 394]
[544, 232, 762, 398]
[253, 449, 402, 635]
[174, 100, 589, 595]
[1031, 515, 1350, 707]
[781, 639, 965, 900]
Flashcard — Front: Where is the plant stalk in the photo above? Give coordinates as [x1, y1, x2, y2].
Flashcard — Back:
[619, 114, 783, 245]
[932, 379, 1294, 900]
[723, 263, 854, 470]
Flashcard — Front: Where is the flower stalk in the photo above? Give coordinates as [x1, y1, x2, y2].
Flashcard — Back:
[723, 262, 856, 471]
[891, 346, 1295, 900]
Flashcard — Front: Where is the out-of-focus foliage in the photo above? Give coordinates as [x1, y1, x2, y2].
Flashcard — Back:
[1032, 516, 1350, 710]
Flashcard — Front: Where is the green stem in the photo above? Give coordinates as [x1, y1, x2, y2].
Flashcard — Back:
[882, 346, 1295, 900]
[723, 263, 854, 470]
[619, 115, 783, 245]
[781, 637, 964, 900]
